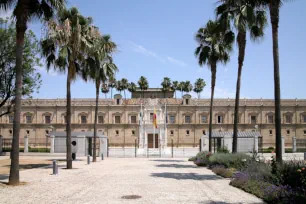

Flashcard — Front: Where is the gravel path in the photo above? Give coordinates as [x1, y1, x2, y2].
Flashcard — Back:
[0, 157, 263, 204]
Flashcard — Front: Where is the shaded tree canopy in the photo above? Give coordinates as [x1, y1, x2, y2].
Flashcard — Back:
[0, 18, 42, 117]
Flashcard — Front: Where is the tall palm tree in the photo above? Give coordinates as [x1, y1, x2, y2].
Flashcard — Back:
[128, 82, 137, 97]
[41, 7, 93, 169]
[172, 81, 179, 99]
[195, 20, 234, 152]
[108, 78, 116, 99]
[120, 78, 129, 100]
[138, 76, 149, 98]
[116, 80, 124, 94]
[178, 81, 185, 97]
[82, 34, 117, 162]
[161, 77, 172, 98]
[102, 83, 110, 99]
[0, 0, 66, 185]
[184, 81, 193, 94]
[256, 0, 284, 163]
[216, 0, 267, 153]
[193, 78, 206, 99]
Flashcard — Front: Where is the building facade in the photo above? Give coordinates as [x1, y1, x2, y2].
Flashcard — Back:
[1, 92, 306, 149]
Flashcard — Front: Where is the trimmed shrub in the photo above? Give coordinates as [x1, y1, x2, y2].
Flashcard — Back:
[188, 156, 196, 161]
[208, 153, 251, 169]
[194, 151, 212, 167]
[211, 165, 235, 178]
[217, 147, 230, 153]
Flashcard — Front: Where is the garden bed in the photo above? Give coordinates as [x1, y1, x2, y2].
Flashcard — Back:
[191, 151, 306, 203]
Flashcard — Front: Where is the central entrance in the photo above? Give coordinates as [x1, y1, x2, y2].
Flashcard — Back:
[148, 134, 159, 148]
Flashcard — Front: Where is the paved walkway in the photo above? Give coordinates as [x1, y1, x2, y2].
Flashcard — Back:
[0, 158, 263, 204]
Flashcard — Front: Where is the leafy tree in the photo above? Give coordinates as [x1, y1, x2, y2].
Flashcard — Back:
[120, 78, 129, 100]
[138, 76, 149, 98]
[193, 78, 206, 99]
[108, 78, 116, 99]
[216, 0, 267, 153]
[41, 7, 93, 169]
[195, 20, 234, 152]
[128, 82, 137, 96]
[0, 18, 41, 118]
[172, 80, 179, 99]
[82, 34, 117, 162]
[161, 77, 172, 98]
[0, 0, 66, 185]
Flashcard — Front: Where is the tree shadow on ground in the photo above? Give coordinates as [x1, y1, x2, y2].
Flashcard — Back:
[199, 201, 261, 204]
[151, 172, 222, 180]
[150, 160, 185, 162]
[155, 164, 196, 168]
[4, 164, 50, 169]
[0, 174, 9, 181]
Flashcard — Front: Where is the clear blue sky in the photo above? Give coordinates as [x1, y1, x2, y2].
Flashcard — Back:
[4, 0, 306, 99]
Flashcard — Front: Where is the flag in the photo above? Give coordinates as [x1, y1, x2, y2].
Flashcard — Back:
[153, 107, 158, 128]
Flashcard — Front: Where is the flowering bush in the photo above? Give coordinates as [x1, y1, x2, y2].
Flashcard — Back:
[194, 151, 211, 166]
[211, 165, 235, 178]
[208, 153, 250, 169]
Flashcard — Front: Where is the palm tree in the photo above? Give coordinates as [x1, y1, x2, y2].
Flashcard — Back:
[108, 78, 116, 99]
[102, 83, 110, 98]
[193, 78, 206, 99]
[41, 7, 93, 169]
[82, 34, 117, 162]
[256, 0, 284, 163]
[0, 0, 66, 185]
[184, 81, 193, 94]
[178, 81, 185, 97]
[172, 81, 179, 99]
[195, 20, 234, 152]
[138, 76, 149, 98]
[120, 78, 129, 100]
[116, 80, 124, 94]
[128, 82, 137, 97]
[216, 0, 267, 153]
[161, 77, 172, 98]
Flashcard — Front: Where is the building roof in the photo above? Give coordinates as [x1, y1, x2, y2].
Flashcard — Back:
[205, 131, 262, 138]
[135, 88, 174, 92]
[48, 131, 107, 138]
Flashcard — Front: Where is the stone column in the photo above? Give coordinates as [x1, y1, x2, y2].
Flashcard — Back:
[254, 136, 259, 153]
[292, 136, 296, 153]
[0, 135, 3, 155]
[281, 136, 285, 155]
[223, 135, 233, 153]
[24, 136, 29, 153]
[201, 135, 209, 152]
[50, 135, 55, 153]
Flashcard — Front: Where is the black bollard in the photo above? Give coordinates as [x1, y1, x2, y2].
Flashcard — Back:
[87, 155, 90, 165]
[101, 153, 104, 160]
[53, 160, 58, 175]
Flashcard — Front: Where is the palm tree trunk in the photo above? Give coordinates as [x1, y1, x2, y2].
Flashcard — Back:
[93, 80, 100, 162]
[208, 63, 217, 152]
[66, 67, 73, 169]
[233, 31, 246, 153]
[9, 17, 27, 185]
[270, 2, 282, 164]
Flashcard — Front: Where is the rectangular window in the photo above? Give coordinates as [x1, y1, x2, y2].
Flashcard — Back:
[186, 99, 189, 105]
[9, 115, 13, 123]
[45, 116, 51, 124]
[186, 130, 190, 135]
[269, 130, 273, 135]
[304, 130, 306, 135]
[286, 130, 290, 135]
[115, 130, 119, 135]
[98, 116, 104, 124]
[268, 115, 274, 124]
[202, 130, 206, 135]
[150, 113, 154, 122]
[217, 115, 223, 124]
[132, 130, 135, 135]
[185, 116, 191, 124]
[131, 116, 137, 124]
[26, 115, 32, 124]
[116, 99, 120, 105]
[251, 116, 256, 124]
[285, 115, 292, 124]
[170, 130, 174, 135]
[115, 116, 121, 124]
[81, 116, 87, 124]
[303, 115, 306, 123]
[201, 116, 207, 123]
[169, 115, 175, 124]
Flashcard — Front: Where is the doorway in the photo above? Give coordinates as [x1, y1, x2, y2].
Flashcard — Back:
[148, 134, 159, 148]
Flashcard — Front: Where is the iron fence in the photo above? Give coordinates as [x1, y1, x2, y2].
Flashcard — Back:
[296, 139, 306, 152]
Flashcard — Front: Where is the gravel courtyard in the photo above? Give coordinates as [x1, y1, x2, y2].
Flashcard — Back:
[0, 157, 263, 204]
